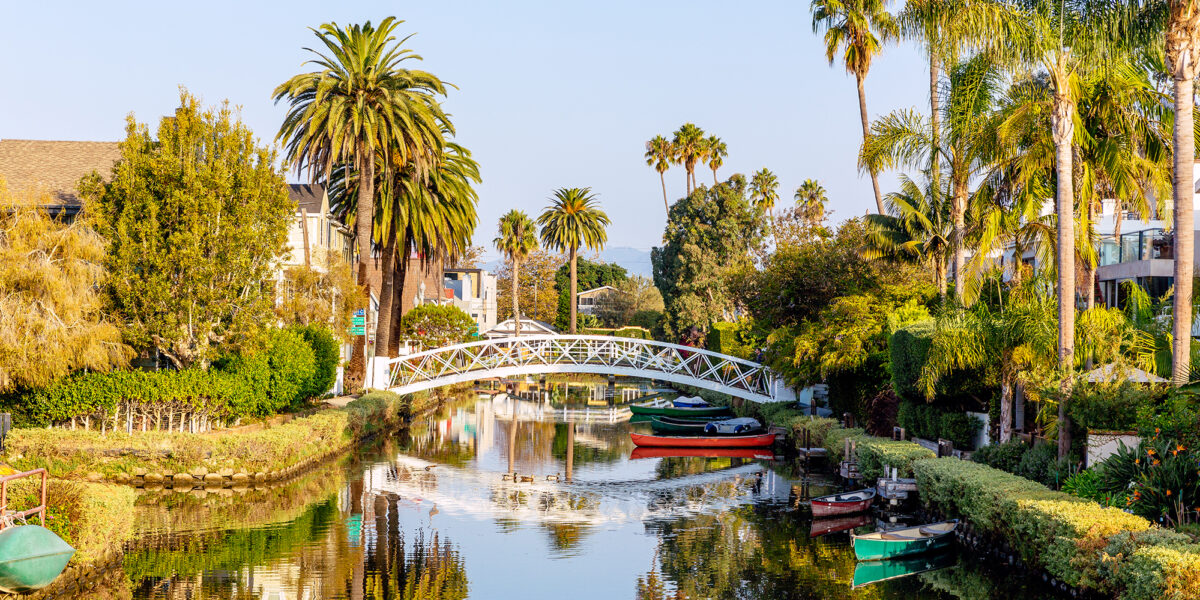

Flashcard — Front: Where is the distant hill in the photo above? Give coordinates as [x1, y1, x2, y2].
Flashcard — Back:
[479, 246, 655, 279]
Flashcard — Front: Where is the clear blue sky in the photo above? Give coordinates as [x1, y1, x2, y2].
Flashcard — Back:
[1, 0, 928, 253]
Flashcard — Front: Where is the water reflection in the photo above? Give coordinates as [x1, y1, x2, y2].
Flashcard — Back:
[114, 390, 1073, 600]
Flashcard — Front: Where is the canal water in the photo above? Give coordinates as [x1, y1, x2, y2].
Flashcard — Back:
[118, 386, 1069, 600]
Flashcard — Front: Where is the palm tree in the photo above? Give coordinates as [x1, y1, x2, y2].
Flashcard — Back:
[794, 179, 829, 229]
[749, 168, 781, 225]
[672, 123, 707, 196]
[864, 174, 953, 296]
[705, 136, 728, 185]
[861, 54, 1003, 303]
[811, 0, 898, 214]
[537, 188, 610, 334]
[494, 210, 538, 338]
[274, 17, 449, 292]
[645, 135, 674, 212]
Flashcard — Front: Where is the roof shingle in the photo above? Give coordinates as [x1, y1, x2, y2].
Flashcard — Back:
[0, 139, 122, 205]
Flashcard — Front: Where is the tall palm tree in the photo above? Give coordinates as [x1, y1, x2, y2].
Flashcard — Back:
[811, 0, 898, 214]
[749, 168, 781, 225]
[537, 188, 610, 334]
[864, 174, 953, 296]
[274, 17, 449, 292]
[672, 123, 707, 196]
[996, 0, 1130, 458]
[645, 135, 674, 212]
[705, 136, 728, 185]
[861, 54, 1004, 302]
[494, 210, 538, 338]
[794, 179, 829, 229]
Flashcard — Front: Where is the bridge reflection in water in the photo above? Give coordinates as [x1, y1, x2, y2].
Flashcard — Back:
[122, 392, 1071, 600]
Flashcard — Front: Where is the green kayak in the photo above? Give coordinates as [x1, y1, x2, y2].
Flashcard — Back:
[629, 403, 732, 418]
[852, 520, 957, 561]
[851, 550, 956, 588]
[0, 525, 75, 593]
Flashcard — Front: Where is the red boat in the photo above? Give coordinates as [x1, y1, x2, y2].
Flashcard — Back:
[630, 447, 775, 460]
[810, 488, 876, 518]
[809, 513, 872, 537]
[629, 432, 777, 448]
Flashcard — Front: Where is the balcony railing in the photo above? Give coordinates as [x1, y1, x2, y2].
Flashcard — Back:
[1098, 229, 1173, 266]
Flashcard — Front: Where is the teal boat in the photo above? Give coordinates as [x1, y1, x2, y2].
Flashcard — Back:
[851, 550, 956, 588]
[852, 520, 957, 561]
[0, 525, 75, 593]
[630, 400, 731, 418]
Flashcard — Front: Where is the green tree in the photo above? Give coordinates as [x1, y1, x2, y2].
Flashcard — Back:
[398, 304, 478, 350]
[599, 275, 665, 328]
[552, 258, 628, 330]
[0, 202, 132, 392]
[705, 135, 728, 185]
[811, 0, 899, 214]
[494, 210, 539, 337]
[652, 175, 767, 340]
[671, 123, 707, 196]
[645, 135, 674, 212]
[793, 179, 829, 229]
[497, 249, 564, 325]
[749, 168, 780, 227]
[537, 188, 611, 334]
[92, 91, 294, 368]
[864, 175, 953, 296]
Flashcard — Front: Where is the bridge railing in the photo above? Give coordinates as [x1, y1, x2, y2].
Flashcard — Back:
[386, 335, 775, 400]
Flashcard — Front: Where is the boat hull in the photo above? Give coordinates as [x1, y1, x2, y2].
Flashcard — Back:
[648, 416, 710, 434]
[811, 489, 876, 518]
[852, 522, 957, 561]
[629, 404, 732, 418]
[0, 525, 75, 593]
[630, 447, 774, 460]
[629, 432, 777, 448]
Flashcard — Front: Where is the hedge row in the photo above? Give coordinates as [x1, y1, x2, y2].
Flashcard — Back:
[913, 457, 1199, 599]
[792, 416, 934, 481]
[5, 392, 412, 478]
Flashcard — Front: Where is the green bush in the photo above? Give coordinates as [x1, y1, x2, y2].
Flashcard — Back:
[972, 439, 1028, 473]
[1100, 529, 1200, 600]
[897, 402, 983, 449]
[398, 304, 478, 349]
[220, 328, 317, 415]
[1069, 380, 1162, 433]
[1136, 393, 1200, 448]
[890, 320, 935, 401]
[294, 324, 340, 399]
[856, 437, 935, 482]
[630, 309, 663, 332]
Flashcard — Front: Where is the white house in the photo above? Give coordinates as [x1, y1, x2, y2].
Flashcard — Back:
[576, 285, 624, 316]
[444, 267, 498, 335]
[484, 317, 558, 338]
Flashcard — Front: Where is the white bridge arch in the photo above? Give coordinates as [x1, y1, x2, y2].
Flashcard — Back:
[384, 335, 793, 403]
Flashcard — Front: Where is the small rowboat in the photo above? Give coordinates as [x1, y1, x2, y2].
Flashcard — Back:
[630, 400, 732, 418]
[851, 550, 956, 588]
[809, 513, 872, 537]
[0, 525, 76, 593]
[630, 447, 774, 460]
[649, 416, 764, 435]
[811, 488, 876, 518]
[852, 520, 958, 561]
[629, 432, 777, 448]
[672, 395, 711, 408]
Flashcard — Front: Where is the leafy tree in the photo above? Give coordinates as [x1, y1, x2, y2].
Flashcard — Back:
[645, 135, 674, 212]
[276, 249, 364, 342]
[90, 92, 294, 369]
[597, 275, 665, 328]
[793, 179, 829, 229]
[493, 210, 539, 336]
[552, 258, 628, 330]
[496, 249, 561, 326]
[537, 188, 610, 334]
[864, 175, 953, 296]
[0, 201, 132, 392]
[671, 123, 707, 195]
[652, 175, 767, 340]
[397, 304, 477, 350]
[811, 0, 899, 214]
[704, 135, 728, 185]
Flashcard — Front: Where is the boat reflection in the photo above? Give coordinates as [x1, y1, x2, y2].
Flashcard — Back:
[809, 513, 872, 538]
[850, 550, 957, 588]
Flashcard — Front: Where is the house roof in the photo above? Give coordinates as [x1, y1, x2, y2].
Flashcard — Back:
[1084, 364, 1168, 384]
[0, 139, 121, 205]
[577, 285, 623, 297]
[288, 183, 325, 214]
[485, 317, 558, 336]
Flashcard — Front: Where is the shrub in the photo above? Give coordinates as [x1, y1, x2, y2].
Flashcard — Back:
[897, 401, 983, 449]
[864, 389, 899, 436]
[630, 309, 663, 332]
[972, 439, 1028, 473]
[220, 328, 317, 415]
[1069, 380, 1162, 433]
[1136, 393, 1200, 448]
[398, 304, 478, 350]
[1015, 442, 1064, 488]
[940, 412, 984, 449]
[294, 324, 340, 399]
[856, 437, 935, 482]
[889, 320, 935, 401]
[1101, 529, 1200, 600]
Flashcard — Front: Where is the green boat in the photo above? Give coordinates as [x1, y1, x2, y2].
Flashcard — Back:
[629, 401, 732, 418]
[0, 525, 75, 593]
[649, 416, 765, 435]
[851, 550, 956, 588]
[852, 520, 957, 561]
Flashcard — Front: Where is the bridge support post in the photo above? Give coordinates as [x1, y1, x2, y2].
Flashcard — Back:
[368, 356, 391, 391]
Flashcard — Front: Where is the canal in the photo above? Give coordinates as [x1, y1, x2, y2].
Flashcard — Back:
[118, 385, 1070, 599]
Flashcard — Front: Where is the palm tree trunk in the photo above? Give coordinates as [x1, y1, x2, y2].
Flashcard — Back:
[930, 49, 941, 196]
[1084, 199, 1096, 311]
[660, 172, 669, 212]
[512, 257, 521, 338]
[935, 259, 947, 298]
[1172, 73, 1195, 388]
[373, 228, 399, 358]
[712, 168, 718, 186]
[569, 247, 578, 334]
[389, 254, 407, 356]
[351, 145, 376, 388]
[952, 181, 967, 302]
[999, 370, 1013, 443]
[856, 73, 885, 215]
[1051, 81, 1076, 461]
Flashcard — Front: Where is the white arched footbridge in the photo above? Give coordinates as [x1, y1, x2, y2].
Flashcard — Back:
[382, 335, 794, 403]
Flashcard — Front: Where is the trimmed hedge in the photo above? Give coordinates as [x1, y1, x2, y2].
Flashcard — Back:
[889, 320, 935, 401]
[897, 401, 983, 449]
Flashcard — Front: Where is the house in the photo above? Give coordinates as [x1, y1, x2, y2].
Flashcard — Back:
[576, 285, 624, 316]
[283, 184, 354, 270]
[444, 268, 498, 334]
[484, 317, 558, 339]
[0, 139, 121, 220]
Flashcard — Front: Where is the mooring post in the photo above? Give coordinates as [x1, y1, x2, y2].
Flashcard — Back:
[0, 413, 9, 452]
